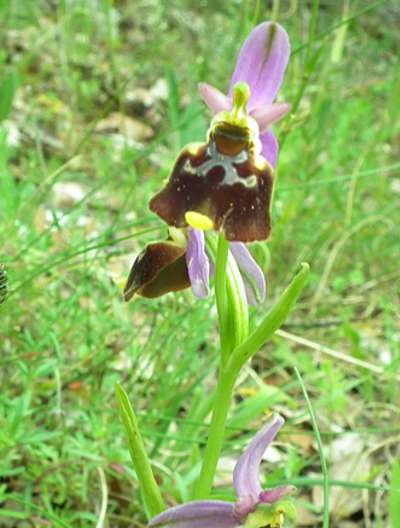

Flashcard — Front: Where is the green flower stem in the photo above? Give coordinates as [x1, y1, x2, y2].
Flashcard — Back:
[192, 366, 236, 499]
[295, 367, 330, 528]
[228, 263, 310, 376]
[194, 233, 249, 499]
[214, 233, 231, 357]
[193, 247, 309, 501]
[207, 233, 249, 363]
[192, 233, 250, 499]
[115, 383, 165, 518]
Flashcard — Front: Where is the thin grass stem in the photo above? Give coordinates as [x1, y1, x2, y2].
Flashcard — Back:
[295, 367, 329, 528]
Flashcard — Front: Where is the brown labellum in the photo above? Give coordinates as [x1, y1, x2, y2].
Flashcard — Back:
[123, 241, 190, 301]
[149, 122, 274, 242]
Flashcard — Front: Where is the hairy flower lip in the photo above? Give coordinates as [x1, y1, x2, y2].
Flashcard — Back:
[149, 139, 274, 243]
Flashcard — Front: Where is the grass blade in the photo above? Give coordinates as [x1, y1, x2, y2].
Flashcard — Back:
[295, 367, 329, 528]
[389, 460, 400, 526]
[229, 263, 309, 374]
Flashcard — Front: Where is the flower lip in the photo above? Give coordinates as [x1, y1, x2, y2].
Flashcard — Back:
[149, 138, 274, 242]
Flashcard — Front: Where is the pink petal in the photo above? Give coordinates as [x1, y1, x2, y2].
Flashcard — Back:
[228, 22, 290, 110]
[149, 500, 240, 528]
[186, 228, 211, 298]
[233, 414, 284, 499]
[251, 103, 291, 132]
[198, 82, 231, 115]
[260, 130, 279, 167]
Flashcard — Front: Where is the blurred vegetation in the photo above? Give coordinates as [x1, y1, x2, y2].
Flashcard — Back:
[0, 0, 399, 526]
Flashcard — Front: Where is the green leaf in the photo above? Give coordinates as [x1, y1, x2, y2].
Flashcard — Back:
[0, 509, 28, 519]
[229, 263, 310, 374]
[115, 383, 165, 518]
[0, 70, 17, 122]
[389, 460, 400, 526]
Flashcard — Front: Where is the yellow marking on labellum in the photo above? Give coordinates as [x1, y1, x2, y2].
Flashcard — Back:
[185, 211, 214, 231]
[254, 155, 271, 172]
[186, 142, 203, 156]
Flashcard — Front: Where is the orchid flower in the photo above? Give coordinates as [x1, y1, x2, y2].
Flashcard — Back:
[149, 414, 295, 528]
[150, 21, 290, 242]
[123, 227, 265, 305]
[150, 82, 274, 243]
[124, 21, 290, 302]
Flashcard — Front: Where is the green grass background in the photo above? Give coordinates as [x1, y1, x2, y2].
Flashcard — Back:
[0, 0, 399, 526]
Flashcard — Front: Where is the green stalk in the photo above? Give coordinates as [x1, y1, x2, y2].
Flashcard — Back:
[192, 261, 309, 500]
[115, 384, 165, 518]
[295, 368, 329, 528]
[192, 232, 249, 498]
[215, 233, 230, 356]
[192, 367, 236, 499]
[207, 233, 249, 363]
